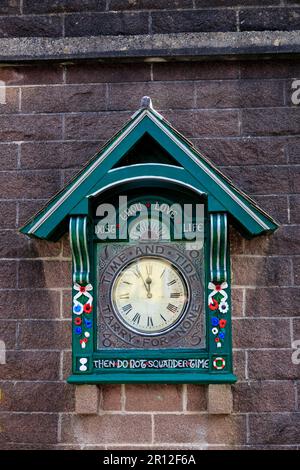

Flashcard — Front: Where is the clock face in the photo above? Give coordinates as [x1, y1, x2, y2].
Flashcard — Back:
[111, 256, 189, 335]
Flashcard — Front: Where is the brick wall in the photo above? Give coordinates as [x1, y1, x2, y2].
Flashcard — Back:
[0, 1, 299, 37]
[0, 56, 299, 449]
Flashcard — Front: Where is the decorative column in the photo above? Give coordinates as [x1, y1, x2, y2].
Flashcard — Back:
[69, 216, 94, 375]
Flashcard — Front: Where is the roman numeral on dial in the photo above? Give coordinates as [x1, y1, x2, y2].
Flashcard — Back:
[170, 292, 181, 298]
[132, 313, 141, 324]
[147, 316, 154, 327]
[167, 303, 178, 313]
[167, 279, 176, 286]
[122, 304, 132, 314]
[119, 293, 130, 299]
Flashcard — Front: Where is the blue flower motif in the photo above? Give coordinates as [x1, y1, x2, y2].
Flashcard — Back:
[75, 327, 82, 335]
[219, 332, 225, 339]
[211, 317, 219, 326]
[84, 318, 92, 328]
[73, 303, 83, 314]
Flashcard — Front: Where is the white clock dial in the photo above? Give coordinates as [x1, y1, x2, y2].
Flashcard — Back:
[111, 257, 189, 335]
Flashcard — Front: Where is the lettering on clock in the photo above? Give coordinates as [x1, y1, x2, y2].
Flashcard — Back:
[167, 279, 176, 286]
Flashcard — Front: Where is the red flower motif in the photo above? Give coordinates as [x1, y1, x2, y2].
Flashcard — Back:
[83, 303, 92, 314]
[80, 338, 88, 344]
[215, 284, 221, 291]
[80, 286, 86, 293]
[74, 317, 82, 325]
[209, 298, 219, 311]
[215, 337, 220, 343]
[219, 319, 227, 328]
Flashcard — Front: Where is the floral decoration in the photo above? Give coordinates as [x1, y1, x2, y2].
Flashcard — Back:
[208, 281, 229, 349]
[73, 283, 93, 349]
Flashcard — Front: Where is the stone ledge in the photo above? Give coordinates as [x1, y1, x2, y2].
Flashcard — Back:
[207, 384, 233, 415]
[0, 31, 300, 63]
[75, 384, 99, 415]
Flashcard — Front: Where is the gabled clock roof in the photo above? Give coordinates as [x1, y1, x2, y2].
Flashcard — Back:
[20, 97, 279, 240]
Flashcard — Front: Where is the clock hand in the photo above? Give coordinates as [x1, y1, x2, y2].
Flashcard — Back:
[136, 265, 152, 298]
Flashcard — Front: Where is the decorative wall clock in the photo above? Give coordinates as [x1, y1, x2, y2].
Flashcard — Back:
[20, 97, 278, 384]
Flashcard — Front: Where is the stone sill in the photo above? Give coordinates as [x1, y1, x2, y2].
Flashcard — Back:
[0, 31, 300, 63]
[75, 384, 233, 415]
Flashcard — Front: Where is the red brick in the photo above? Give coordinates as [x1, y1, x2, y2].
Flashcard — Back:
[229, 227, 244, 255]
[243, 226, 300, 255]
[18, 199, 47, 227]
[233, 318, 290, 349]
[18, 320, 71, 350]
[222, 165, 290, 195]
[231, 288, 244, 317]
[151, 9, 236, 34]
[0, 381, 75, 412]
[154, 414, 246, 445]
[0, 114, 62, 141]
[0, 260, 17, 288]
[290, 166, 300, 194]
[23, 0, 106, 14]
[153, 61, 239, 81]
[194, 137, 286, 167]
[186, 385, 207, 411]
[251, 195, 288, 225]
[242, 108, 300, 136]
[286, 138, 300, 164]
[0, 15, 62, 38]
[0, 170, 61, 199]
[101, 385, 122, 411]
[65, 11, 149, 37]
[293, 256, 300, 285]
[248, 350, 299, 380]
[21, 84, 107, 113]
[233, 350, 246, 380]
[65, 112, 131, 141]
[66, 62, 151, 84]
[245, 287, 300, 317]
[164, 109, 239, 138]
[108, 82, 194, 111]
[0, 413, 58, 444]
[61, 414, 152, 444]
[196, 80, 284, 108]
[21, 140, 102, 170]
[62, 350, 72, 380]
[292, 318, 300, 340]
[248, 414, 300, 445]
[1, 351, 60, 380]
[232, 256, 292, 287]
[0, 65, 63, 85]
[0, 201, 16, 228]
[233, 381, 295, 412]
[62, 289, 72, 319]
[290, 195, 300, 224]
[0, 289, 61, 320]
[0, 321, 17, 349]
[0, 143, 18, 170]
[240, 59, 300, 79]
[0, 87, 19, 114]
[125, 384, 183, 411]
[0, 230, 60, 258]
[110, 0, 193, 10]
[0, 1, 21, 14]
[18, 260, 71, 288]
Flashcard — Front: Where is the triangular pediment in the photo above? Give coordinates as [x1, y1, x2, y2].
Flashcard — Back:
[20, 100, 278, 240]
